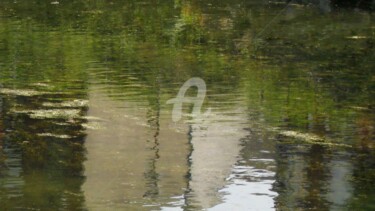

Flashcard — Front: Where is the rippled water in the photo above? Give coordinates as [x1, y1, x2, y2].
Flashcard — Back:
[0, 1, 374, 210]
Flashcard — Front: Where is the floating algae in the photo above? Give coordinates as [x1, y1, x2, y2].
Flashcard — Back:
[52, 122, 73, 126]
[279, 130, 323, 142]
[82, 122, 105, 130]
[346, 36, 368, 39]
[12, 109, 81, 119]
[80, 116, 107, 121]
[0, 88, 46, 96]
[277, 129, 351, 148]
[37, 133, 75, 139]
[42, 99, 88, 108]
[31, 83, 52, 88]
[263, 126, 352, 148]
[30, 109, 81, 119]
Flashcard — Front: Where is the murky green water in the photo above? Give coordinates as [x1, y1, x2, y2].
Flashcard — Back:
[0, 1, 374, 210]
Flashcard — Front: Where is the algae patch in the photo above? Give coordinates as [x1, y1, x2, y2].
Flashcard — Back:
[279, 130, 323, 142]
[42, 100, 88, 108]
[0, 88, 46, 96]
[82, 122, 105, 130]
[31, 83, 52, 88]
[12, 109, 81, 119]
[37, 133, 75, 139]
[277, 129, 351, 148]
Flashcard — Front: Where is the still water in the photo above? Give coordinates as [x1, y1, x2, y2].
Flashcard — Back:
[0, 0, 374, 210]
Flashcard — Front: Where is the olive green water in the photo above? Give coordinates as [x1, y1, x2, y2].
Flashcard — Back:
[0, 1, 374, 210]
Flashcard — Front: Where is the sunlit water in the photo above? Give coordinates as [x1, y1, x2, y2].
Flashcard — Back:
[0, 1, 374, 210]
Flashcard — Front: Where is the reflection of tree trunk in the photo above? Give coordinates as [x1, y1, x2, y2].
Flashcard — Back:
[0, 95, 5, 171]
[275, 142, 355, 210]
[346, 114, 375, 209]
[304, 145, 330, 209]
[348, 148, 375, 209]
[319, 0, 331, 13]
[142, 109, 160, 198]
[274, 143, 307, 210]
[143, 78, 161, 198]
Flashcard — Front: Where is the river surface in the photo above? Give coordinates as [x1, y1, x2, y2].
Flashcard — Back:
[0, 1, 374, 210]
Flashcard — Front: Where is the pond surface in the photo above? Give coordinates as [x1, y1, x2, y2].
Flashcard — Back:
[0, 1, 374, 210]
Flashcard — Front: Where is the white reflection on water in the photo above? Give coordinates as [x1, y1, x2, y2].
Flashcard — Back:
[210, 165, 277, 211]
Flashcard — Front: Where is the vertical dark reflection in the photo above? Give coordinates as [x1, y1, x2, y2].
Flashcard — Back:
[182, 125, 196, 211]
[0, 95, 4, 172]
[143, 73, 161, 199]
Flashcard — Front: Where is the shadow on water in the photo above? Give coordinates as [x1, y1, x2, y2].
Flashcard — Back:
[0, 0, 374, 210]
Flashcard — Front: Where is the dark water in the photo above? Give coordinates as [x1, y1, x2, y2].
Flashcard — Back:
[0, 1, 374, 210]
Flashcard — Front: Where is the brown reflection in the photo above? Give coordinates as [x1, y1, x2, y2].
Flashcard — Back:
[303, 145, 330, 209]
[347, 113, 375, 209]
[0, 95, 4, 172]
[82, 85, 190, 210]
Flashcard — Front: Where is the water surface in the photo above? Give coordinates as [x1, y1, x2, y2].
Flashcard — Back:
[0, 1, 374, 210]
